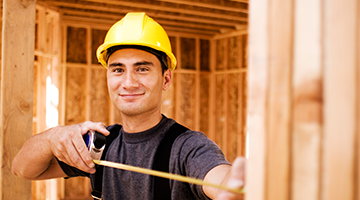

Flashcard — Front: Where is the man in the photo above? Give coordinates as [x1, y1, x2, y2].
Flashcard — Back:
[12, 12, 245, 200]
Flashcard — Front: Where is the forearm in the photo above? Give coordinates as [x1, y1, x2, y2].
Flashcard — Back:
[12, 121, 109, 180]
[12, 129, 59, 180]
[211, 157, 246, 200]
[203, 164, 232, 198]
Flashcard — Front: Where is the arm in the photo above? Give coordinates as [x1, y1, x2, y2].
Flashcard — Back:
[12, 121, 109, 180]
[203, 157, 246, 200]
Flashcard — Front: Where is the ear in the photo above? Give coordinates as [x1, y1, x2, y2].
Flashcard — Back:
[163, 69, 172, 91]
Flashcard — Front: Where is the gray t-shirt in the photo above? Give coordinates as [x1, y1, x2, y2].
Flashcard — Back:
[58, 116, 230, 200]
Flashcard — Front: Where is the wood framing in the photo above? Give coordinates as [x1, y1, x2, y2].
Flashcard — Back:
[292, 0, 322, 200]
[246, 1, 360, 200]
[0, 0, 36, 199]
[322, 0, 359, 199]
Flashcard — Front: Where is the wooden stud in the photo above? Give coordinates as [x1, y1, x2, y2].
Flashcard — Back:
[86, 26, 92, 122]
[357, 4, 360, 200]
[246, 0, 269, 199]
[237, 69, 243, 157]
[291, 0, 322, 200]
[0, 0, 36, 199]
[209, 39, 216, 142]
[265, 0, 293, 200]
[237, 35, 245, 157]
[175, 36, 181, 122]
[195, 38, 200, 131]
[322, 0, 359, 200]
[223, 38, 229, 159]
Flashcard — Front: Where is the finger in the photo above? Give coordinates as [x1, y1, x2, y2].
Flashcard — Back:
[71, 131, 96, 170]
[57, 132, 95, 173]
[80, 121, 110, 136]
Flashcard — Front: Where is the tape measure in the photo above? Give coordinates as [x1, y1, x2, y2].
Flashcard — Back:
[83, 130, 106, 160]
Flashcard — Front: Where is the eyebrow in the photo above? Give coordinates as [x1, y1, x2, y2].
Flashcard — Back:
[108, 61, 154, 68]
[108, 62, 124, 68]
[134, 61, 154, 67]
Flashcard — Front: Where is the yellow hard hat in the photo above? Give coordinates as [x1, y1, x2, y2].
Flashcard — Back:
[97, 12, 177, 70]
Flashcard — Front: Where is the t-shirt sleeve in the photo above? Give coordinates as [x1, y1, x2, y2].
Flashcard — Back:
[173, 131, 231, 199]
[56, 157, 89, 178]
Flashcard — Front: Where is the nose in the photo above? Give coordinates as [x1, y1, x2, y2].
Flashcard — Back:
[122, 71, 139, 89]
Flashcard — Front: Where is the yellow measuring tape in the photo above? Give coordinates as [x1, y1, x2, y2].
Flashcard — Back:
[93, 159, 244, 194]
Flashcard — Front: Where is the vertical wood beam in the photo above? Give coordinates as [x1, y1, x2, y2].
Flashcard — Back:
[247, 0, 360, 200]
[247, 0, 293, 199]
[357, 3, 360, 200]
[195, 38, 200, 131]
[223, 39, 229, 158]
[175, 36, 181, 122]
[237, 36, 244, 157]
[265, 0, 293, 200]
[0, 0, 36, 199]
[209, 39, 216, 141]
[86, 27, 92, 122]
[246, 0, 269, 199]
[292, 0, 322, 200]
[322, 0, 359, 200]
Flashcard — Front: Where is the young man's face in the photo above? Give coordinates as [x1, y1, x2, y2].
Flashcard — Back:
[106, 48, 171, 117]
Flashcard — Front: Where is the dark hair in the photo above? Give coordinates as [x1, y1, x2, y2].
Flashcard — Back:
[106, 45, 168, 74]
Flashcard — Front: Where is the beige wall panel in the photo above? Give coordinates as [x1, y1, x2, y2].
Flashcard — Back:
[90, 68, 110, 124]
[215, 39, 227, 70]
[178, 73, 196, 129]
[92, 29, 107, 64]
[215, 74, 225, 149]
[242, 35, 248, 69]
[199, 73, 210, 136]
[200, 39, 210, 71]
[169, 36, 177, 58]
[180, 37, 196, 70]
[65, 67, 87, 125]
[227, 73, 240, 162]
[228, 36, 241, 70]
[66, 27, 87, 63]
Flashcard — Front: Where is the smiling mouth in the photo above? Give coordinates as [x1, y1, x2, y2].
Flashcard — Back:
[120, 93, 144, 98]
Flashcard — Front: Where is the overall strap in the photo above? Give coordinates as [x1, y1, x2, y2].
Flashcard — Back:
[91, 124, 122, 200]
[153, 123, 189, 200]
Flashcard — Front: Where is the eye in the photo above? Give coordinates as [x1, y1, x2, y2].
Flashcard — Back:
[137, 67, 149, 72]
[113, 68, 124, 73]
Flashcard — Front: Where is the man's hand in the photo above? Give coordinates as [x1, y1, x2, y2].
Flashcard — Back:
[47, 121, 109, 174]
[215, 157, 246, 200]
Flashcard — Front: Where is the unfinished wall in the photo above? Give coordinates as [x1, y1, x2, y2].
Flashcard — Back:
[32, 5, 62, 200]
[212, 34, 247, 162]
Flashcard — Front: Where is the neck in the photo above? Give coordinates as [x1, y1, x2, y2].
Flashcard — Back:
[120, 110, 163, 133]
